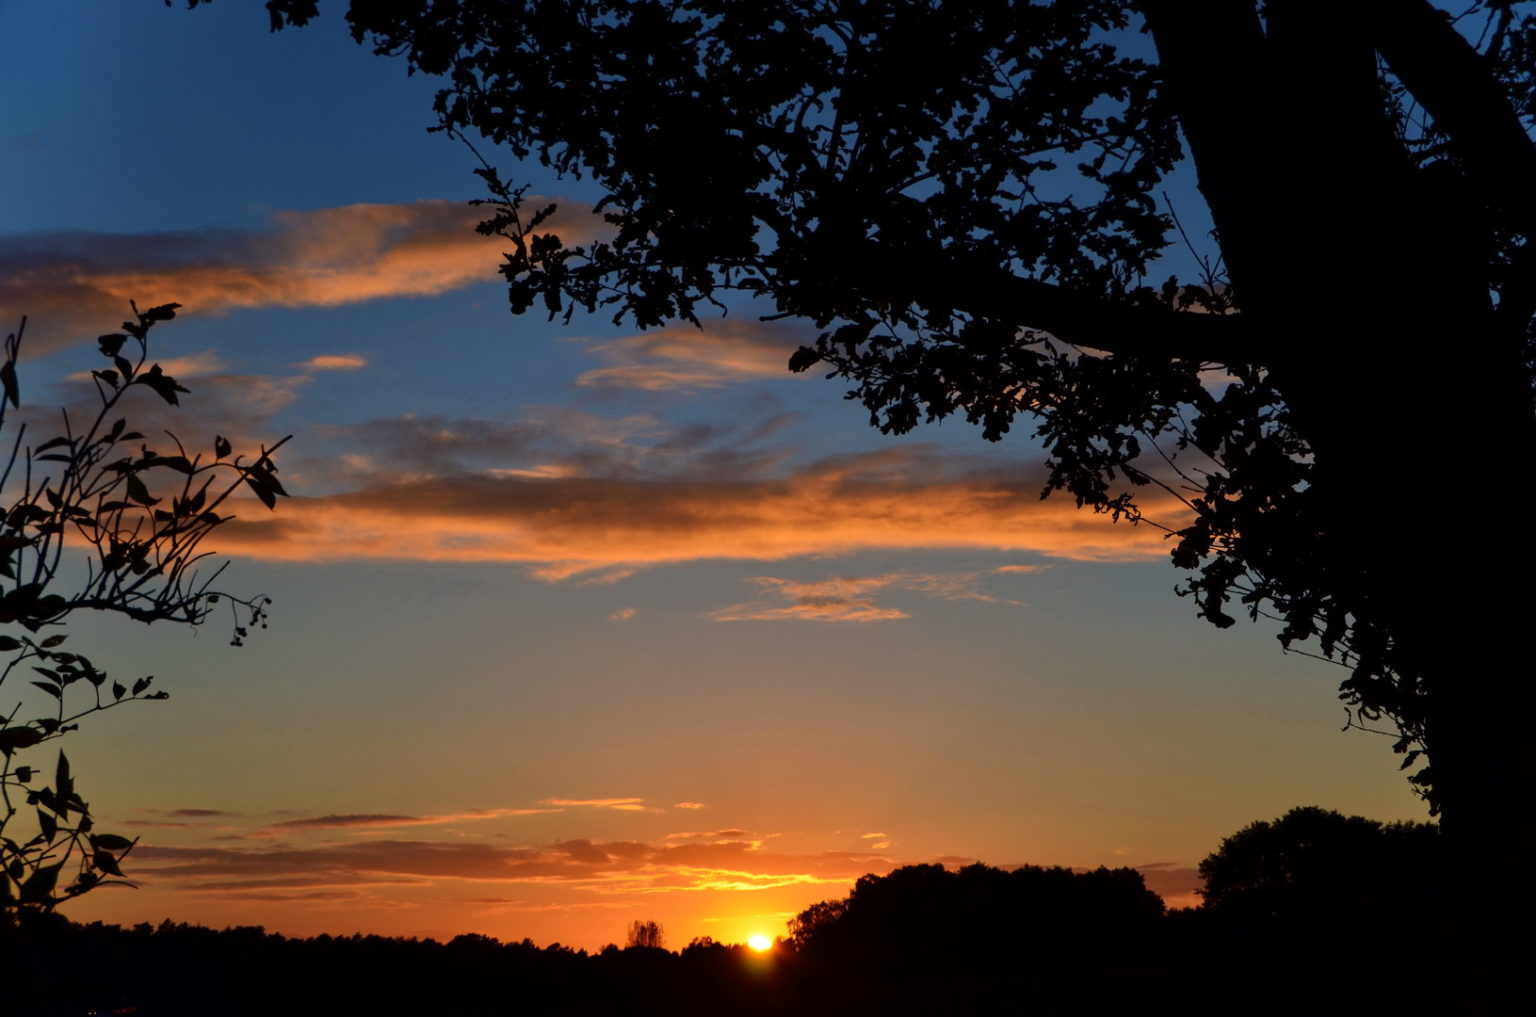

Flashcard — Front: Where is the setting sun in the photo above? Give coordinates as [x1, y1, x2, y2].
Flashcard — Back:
[747, 935, 773, 952]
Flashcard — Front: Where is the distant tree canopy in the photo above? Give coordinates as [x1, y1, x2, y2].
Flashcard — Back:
[1189, 807, 1447, 1010]
[1198, 805, 1442, 925]
[790, 862, 1164, 963]
[785, 863, 1166, 1014]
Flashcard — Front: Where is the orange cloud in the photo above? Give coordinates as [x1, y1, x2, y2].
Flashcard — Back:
[212, 453, 1181, 577]
[126, 835, 895, 897]
[711, 566, 1039, 622]
[663, 830, 760, 846]
[299, 354, 368, 371]
[574, 320, 809, 391]
[712, 577, 911, 623]
[0, 199, 606, 350]
[540, 798, 650, 812]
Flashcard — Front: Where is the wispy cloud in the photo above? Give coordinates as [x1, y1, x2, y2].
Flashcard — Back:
[710, 565, 1045, 623]
[539, 798, 651, 812]
[267, 814, 427, 831]
[37, 358, 368, 469]
[574, 320, 808, 391]
[664, 829, 755, 843]
[713, 578, 911, 623]
[129, 835, 896, 899]
[165, 808, 236, 818]
[258, 808, 560, 835]
[122, 807, 240, 829]
[0, 199, 605, 350]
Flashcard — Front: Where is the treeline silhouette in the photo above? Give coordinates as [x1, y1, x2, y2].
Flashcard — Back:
[4, 808, 1445, 1016]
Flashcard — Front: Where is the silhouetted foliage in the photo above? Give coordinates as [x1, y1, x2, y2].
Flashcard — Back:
[625, 918, 665, 950]
[192, 0, 1536, 1005]
[1188, 807, 1446, 1013]
[0, 306, 287, 919]
[1199, 805, 1441, 923]
[787, 862, 1166, 1014]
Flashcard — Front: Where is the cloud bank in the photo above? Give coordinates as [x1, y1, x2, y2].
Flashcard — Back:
[0, 199, 604, 349]
[214, 450, 1178, 579]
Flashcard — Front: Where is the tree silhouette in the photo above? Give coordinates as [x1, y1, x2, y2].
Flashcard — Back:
[202, 0, 1534, 1005]
[1199, 805, 1441, 922]
[625, 919, 665, 950]
[0, 305, 287, 919]
[1193, 806, 1444, 1011]
[787, 863, 1165, 1013]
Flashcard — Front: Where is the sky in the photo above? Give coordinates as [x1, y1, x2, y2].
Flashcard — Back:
[0, 1, 1427, 950]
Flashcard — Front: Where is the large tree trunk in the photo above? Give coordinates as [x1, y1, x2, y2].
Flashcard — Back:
[1145, 2, 1536, 1011]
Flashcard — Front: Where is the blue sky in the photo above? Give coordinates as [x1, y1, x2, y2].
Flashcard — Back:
[0, 1, 1424, 948]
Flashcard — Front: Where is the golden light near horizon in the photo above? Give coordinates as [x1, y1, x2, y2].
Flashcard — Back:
[747, 934, 773, 952]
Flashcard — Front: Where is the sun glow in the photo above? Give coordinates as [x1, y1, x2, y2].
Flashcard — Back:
[747, 934, 772, 952]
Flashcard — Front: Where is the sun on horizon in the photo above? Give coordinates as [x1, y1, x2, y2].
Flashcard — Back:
[747, 934, 773, 952]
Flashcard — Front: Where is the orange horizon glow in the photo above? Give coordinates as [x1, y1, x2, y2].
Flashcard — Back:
[59, 799, 1208, 953]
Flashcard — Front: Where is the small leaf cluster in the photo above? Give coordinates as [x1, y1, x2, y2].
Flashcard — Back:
[0, 636, 142, 912]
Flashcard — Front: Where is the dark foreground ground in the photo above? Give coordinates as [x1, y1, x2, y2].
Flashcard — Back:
[1, 912, 1446, 1017]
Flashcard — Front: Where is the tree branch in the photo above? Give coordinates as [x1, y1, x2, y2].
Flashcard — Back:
[1373, 0, 1536, 235]
[958, 274, 1254, 365]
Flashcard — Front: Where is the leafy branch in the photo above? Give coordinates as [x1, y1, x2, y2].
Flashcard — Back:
[0, 303, 288, 920]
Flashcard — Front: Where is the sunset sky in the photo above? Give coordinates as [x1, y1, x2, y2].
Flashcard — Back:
[1, 2, 1426, 950]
